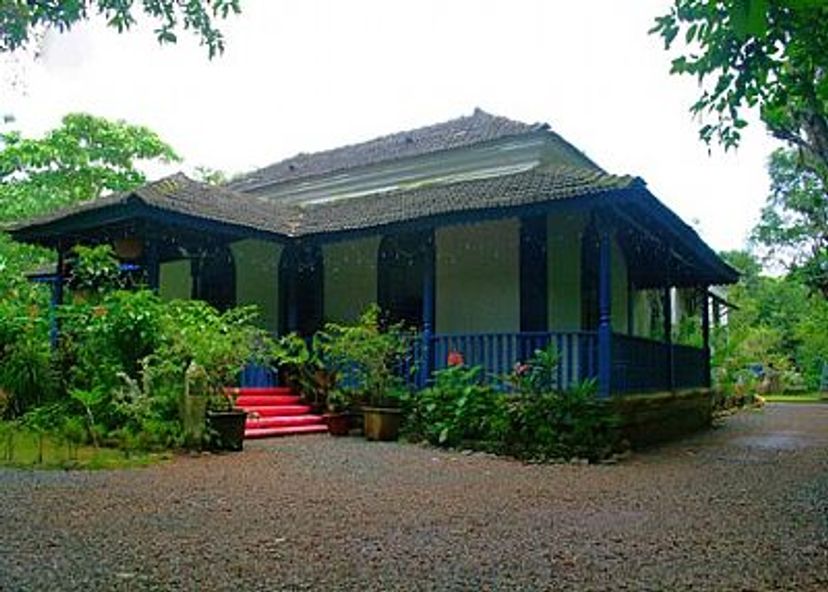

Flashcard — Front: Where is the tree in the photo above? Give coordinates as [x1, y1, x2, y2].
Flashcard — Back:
[752, 148, 828, 297]
[193, 165, 228, 186]
[717, 249, 827, 390]
[0, 0, 242, 58]
[0, 113, 179, 292]
[0, 113, 179, 222]
[652, 0, 828, 181]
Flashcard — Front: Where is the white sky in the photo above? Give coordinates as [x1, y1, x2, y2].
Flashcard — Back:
[0, 0, 779, 252]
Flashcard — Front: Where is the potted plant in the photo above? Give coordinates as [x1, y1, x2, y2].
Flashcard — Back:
[318, 305, 412, 441]
[153, 302, 262, 452]
[324, 388, 352, 436]
[267, 333, 311, 394]
[205, 389, 247, 452]
[362, 382, 408, 441]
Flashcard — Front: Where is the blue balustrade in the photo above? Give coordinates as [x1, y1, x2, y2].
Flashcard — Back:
[612, 333, 707, 392]
[406, 331, 598, 390]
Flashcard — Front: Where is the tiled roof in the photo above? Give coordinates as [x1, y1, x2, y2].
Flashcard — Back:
[9, 167, 635, 239]
[226, 109, 570, 192]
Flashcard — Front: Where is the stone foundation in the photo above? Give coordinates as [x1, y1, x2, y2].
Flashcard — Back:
[611, 389, 714, 447]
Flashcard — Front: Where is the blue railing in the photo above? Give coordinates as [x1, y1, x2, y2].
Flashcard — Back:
[673, 343, 709, 389]
[242, 331, 708, 394]
[415, 331, 598, 390]
[612, 333, 708, 392]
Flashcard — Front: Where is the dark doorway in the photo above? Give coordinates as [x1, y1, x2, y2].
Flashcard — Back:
[279, 244, 324, 336]
[581, 218, 599, 331]
[520, 216, 548, 332]
[193, 246, 236, 311]
[378, 231, 428, 329]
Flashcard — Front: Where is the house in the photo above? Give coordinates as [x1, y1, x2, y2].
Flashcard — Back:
[9, 109, 738, 397]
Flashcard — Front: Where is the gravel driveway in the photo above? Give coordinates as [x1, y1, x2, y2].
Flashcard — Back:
[1, 403, 827, 591]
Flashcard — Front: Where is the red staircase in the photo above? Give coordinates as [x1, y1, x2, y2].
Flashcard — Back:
[226, 386, 328, 439]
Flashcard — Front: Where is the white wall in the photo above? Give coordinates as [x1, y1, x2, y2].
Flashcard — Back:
[323, 236, 380, 323]
[611, 236, 629, 333]
[436, 218, 520, 333]
[159, 259, 191, 301]
[547, 212, 586, 331]
[231, 239, 282, 333]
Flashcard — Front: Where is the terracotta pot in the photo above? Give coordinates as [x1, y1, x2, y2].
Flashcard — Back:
[325, 413, 350, 436]
[362, 406, 402, 441]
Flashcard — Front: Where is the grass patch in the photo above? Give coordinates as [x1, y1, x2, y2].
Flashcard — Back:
[763, 392, 828, 404]
[0, 425, 170, 470]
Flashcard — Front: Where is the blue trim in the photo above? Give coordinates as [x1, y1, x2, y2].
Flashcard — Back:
[241, 364, 276, 387]
[420, 230, 435, 388]
[597, 226, 612, 398]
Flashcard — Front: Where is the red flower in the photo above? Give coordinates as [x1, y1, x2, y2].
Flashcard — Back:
[447, 351, 465, 366]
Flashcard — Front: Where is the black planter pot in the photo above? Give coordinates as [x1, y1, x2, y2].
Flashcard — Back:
[206, 409, 247, 452]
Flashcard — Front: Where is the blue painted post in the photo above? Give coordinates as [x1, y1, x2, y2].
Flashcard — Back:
[701, 286, 711, 388]
[420, 231, 435, 389]
[663, 286, 674, 390]
[597, 227, 612, 398]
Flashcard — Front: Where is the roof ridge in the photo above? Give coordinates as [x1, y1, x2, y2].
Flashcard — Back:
[227, 109, 544, 193]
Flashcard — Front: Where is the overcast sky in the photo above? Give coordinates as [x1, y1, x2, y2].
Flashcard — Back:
[1, 0, 780, 252]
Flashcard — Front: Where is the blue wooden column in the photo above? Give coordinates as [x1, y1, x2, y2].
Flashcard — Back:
[701, 286, 711, 388]
[419, 230, 436, 389]
[663, 286, 674, 390]
[597, 226, 612, 398]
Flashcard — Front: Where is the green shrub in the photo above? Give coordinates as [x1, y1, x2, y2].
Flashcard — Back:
[502, 379, 618, 462]
[67, 244, 122, 296]
[316, 305, 412, 406]
[407, 345, 620, 462]
[0, 295, 55, 417]
[147, 299, 265, 396]
[405, 365, 507, 447]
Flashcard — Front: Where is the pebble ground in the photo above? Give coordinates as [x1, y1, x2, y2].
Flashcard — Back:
[1, 403, 827, 591]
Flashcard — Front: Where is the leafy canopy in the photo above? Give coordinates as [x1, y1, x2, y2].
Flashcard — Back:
[0, 0, 242, 58]
[0, 113, 178, 296]
[652, 0, 828, 179]
[0, 112, 179, 223]
[752, 148, 828, 297]
[716, 249, 828, 389]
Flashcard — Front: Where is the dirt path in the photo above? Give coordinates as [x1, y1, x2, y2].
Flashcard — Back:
[1, 404, 826, 591]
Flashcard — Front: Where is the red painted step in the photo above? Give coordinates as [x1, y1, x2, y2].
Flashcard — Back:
[244, 424, 329, 439]
[227, 384, 328, 439]
[245, 414, 325, 429]
[242, 404, 313, 417]
[234, 395, 301, 407]
[225, 386, 294, 397]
